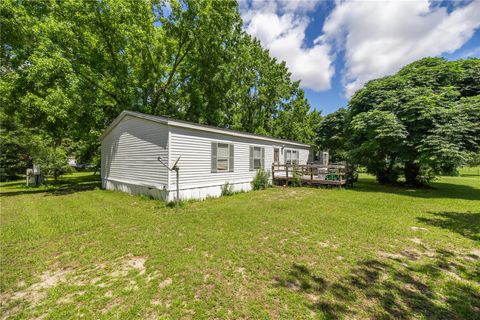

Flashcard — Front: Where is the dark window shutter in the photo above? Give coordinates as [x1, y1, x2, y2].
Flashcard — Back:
[249, 146, 254, 171]
[261, 147, 265, 169]
[229, 144, 234, 172]
[211, 142, 217, 173]
[284, 149, 287, 164]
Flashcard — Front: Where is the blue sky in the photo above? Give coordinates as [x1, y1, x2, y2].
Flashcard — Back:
[240, 0, 480, 114]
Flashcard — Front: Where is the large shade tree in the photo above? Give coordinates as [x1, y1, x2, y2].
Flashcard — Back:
[0, 0, 319, 180]
[347, 57, 480, 185]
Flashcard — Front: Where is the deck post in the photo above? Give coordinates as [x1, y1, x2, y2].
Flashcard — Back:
[286, 165, 288, 179]
[272, 163, 275, 180]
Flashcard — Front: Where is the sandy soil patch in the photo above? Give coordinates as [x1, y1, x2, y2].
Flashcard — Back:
[110, 256, 146, 277]
[410, 226, 428, 231]
[3, 269, 72, 307]
[159, 278, 172, 289]
[410, 237, 423, 244]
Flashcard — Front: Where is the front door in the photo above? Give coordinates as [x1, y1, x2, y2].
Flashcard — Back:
[274, 148, 279, 164]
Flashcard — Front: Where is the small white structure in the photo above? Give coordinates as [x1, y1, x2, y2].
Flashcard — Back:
[101, 111, 311, 201]
[67, 156, 77, 167]
[26, 164, 44, 186]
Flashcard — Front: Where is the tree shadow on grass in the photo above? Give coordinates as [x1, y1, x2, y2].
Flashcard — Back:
[274, 249, 480, 319]
[350, 178, 480, 201]
[417, 211, 480, 242]
[0, 174, 100, 197]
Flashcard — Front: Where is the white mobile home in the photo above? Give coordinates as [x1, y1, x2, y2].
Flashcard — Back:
[101, 111, 311, 201]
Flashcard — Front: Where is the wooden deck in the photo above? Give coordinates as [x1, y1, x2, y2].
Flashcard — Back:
[272, 163, 349, 187]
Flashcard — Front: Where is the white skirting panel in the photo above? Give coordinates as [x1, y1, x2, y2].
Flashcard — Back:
[103, 179, 253, 202]
[103, 179, 167, 201]
[166, 181, 253, 202]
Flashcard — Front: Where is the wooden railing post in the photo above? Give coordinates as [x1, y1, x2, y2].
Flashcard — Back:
[272, 163, 275, 180]
[286, 164, 289, 178]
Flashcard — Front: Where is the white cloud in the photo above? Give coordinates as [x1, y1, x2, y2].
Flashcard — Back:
[240, 0, 480, 97]
[319, 0, 480, 97]
[240, 0, 335, 91]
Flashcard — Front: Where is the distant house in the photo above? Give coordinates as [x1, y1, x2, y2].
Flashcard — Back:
[101, 111, 312, 201]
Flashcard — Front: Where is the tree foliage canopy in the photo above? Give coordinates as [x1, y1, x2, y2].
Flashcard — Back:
[346, 57, 480, 185]
[1, 0, 319, 179]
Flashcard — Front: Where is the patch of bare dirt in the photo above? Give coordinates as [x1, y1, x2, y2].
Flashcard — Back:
[410, 237, 423, 244]
[470, 249, 480, 258]
[2, 254, 151, 318]
[146, 270, 161, 283]
[2, 269, 72, 307]
[110, 255, 146, 277]
[378, 251, 405, 261]
[159, 278, 172, 289]
[318, 241, 330, 248]
[411, 226, 428, 231]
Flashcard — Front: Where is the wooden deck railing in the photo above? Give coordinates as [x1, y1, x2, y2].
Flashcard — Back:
[271, 163, 348, 187]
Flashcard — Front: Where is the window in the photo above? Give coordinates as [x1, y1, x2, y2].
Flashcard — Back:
[274, 148, 279, 164]
[217, 143, 229, 171]
[211, 142, 234, 173]
[253, 147, 262, 169]
[249, 146, 264, 170]
[285, 149, 299, 165]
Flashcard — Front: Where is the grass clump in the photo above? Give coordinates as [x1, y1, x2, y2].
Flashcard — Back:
[139, 194, 155, 200]
[251, 169, 270, 190]
[166, 199, 188, 208]
[221, 182, 234, 196]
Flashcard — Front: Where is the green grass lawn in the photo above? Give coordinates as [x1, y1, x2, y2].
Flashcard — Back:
[1, 172, 479, 319]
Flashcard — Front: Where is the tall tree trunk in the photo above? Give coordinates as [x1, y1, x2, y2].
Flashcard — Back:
[404, 162, 420, 186]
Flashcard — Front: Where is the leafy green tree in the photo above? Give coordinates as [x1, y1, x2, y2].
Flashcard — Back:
[0, 114, 32, 180]
[33, 146, 72, 181]
[348, 57, 480, 185]
[349, 110, 407, 183]
[1, 0, 318, 178]
[315, 108, 347, 161]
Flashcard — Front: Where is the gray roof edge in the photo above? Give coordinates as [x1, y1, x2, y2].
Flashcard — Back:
[101, 110, 312, 148]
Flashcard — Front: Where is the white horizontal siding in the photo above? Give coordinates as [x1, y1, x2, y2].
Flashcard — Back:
[169, 126, 310, 190]
[101, 115, 169, 188]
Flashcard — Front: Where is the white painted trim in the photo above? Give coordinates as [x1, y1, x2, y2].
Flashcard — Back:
[167, 128, 171, 191]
